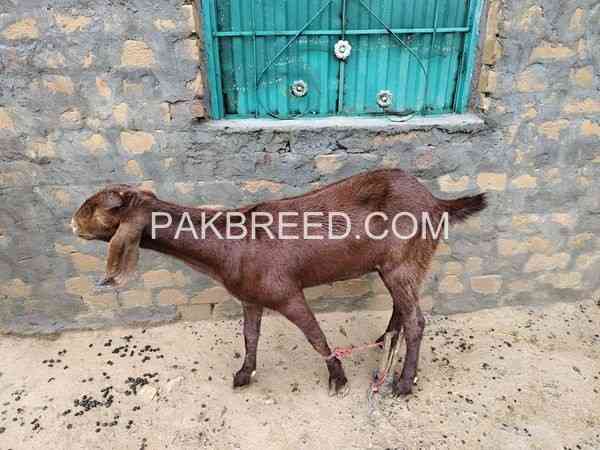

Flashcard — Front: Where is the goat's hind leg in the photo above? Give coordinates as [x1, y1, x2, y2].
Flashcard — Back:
[379, 268, 426, 396]
[276, 293, 348, 396]
[234, 302, 263, 388]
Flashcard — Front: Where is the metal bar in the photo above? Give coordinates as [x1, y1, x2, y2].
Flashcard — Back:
[231, 0, 247, 115]
[255, 0, 335, 119]
[455, 0, 484, 112]
[214, 27, 470, 37]
[423, 0, 440, 115]
[336, 0, 347, 113]
[201, 0, 224, 118]
[250, 0, 258, 118]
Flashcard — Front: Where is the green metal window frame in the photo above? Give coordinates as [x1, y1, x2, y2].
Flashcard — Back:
[201, 0, 485, 120]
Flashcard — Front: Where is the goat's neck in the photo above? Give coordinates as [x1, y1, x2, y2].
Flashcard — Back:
[140, 198, 234, 283]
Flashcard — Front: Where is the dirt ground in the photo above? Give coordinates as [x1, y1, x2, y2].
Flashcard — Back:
[1, 299, 599, 450]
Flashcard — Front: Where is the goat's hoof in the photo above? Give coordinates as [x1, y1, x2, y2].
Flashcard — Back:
[233, 369, 255, 388]
[392, 378, 413, 397]
[328, 375, 349, 397]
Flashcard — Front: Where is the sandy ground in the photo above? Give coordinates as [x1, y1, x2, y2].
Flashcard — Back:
[1, 299, 599, 450]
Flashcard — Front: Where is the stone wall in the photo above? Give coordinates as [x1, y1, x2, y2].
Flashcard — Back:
[0, 0, 598, 334]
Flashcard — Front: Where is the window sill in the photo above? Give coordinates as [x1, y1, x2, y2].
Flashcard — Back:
[201, 113, 485, 134]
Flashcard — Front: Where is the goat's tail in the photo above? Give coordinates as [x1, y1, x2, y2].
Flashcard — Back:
[438, 193, 487, 224]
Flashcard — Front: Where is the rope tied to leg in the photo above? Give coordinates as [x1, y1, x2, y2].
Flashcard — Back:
[325, 330, 403, 393]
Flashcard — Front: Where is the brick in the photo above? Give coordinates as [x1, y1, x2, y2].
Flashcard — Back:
[437, 241, 451, 255]
[26, 138, 56, 158]
[537, 272, 582, 289]
[2, 18, 39, 40]
[1, 278, 32, 298]
[160, 103, 172, 123]
[470, 275, 502, 294]
[581, 120, 600, 137]
[157, 289, 187, 305]
[444, 262, 464, 275]
[65, 276, 94, 296]
[498, 239, 527, 257]
[365, 294, 392, 311]
[121, 41, 155, 67]
[304, 284, 333, 301]
[82, 134, 108, 154]
[212, 298, 243, 318]
[563, 98, 600, 115]
[329, 278, 371, 298]
[568, 233, 593, 250]
[439, 275, 463, 294]
[508, 279, 533, 292]
[191, 100, 206, 119]
[243, 180, 284, 194]
[182, 5, 196, 33]
[44, 51, 65, 68]
[438, 175, 469, 192]
[530, 42, 575, 62]
[0, 108, 15, 131]
[538, 120, 569, 141]
[182, 38, 200, 61]
[576, 253, 600, 271]
[54, 15, 91, 33]
[568, 8, 585, 33]
[53, 190, 70, 207]
[455, 258, 478, 276]
[61, 109, 81, 125]
[526, 236, 553, 254]
[477, 172, 507, 191]
[55, 242, 76, 255]
[479, 68, 497, 94]
[191, 286, 232, 304]
[174, 182, 194, 194]
[515, 70, 545, 92]
[121, 290, 153, 308]
[511, 174, 537, 189]
[512, 214, 541, 229]
[551, 213, 576, 228]
[315, 154, 344, 174]
[178, 304, 213, 321]
[84, 293, 118, 310]
[142, 270, 186, 289]
[517, 5, 543, 31]
[123, 81, 144, 96]
[524, 253, 570, 273]
[521, 106, 537, 120]
[125, 160, 144, 177]
[44, 75, 75, 95]
[96, 77, 111, 97]
[71, 252, 103, 272]
[577, 39, 587, 59]
[121, 131, 155, 154]
[570, 66, 593, 89]
[82, 52, 94, 68]
[188, 72, 204, 98]
[113, 103, 128, 126]
[154, 19, 176, 31]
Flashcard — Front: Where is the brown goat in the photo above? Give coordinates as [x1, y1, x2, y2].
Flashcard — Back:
[72, 169, 486, 396]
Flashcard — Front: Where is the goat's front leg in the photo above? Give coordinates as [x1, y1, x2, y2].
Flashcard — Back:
[276, 294, 348, 396]
[233, 302, 263, 388]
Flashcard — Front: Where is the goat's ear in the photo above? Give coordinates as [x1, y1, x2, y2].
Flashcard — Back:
[98, 220, 143, 288]
[104, 191, 124, 210]
[103, 189, 140, 210]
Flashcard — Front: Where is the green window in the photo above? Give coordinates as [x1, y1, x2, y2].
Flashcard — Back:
[201, 0, 484, 119]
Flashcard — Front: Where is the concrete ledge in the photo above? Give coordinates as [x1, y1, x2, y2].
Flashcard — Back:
[202, 113, 486, 134]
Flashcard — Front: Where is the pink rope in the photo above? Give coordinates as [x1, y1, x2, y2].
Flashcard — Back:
[326, 341, 383, 360]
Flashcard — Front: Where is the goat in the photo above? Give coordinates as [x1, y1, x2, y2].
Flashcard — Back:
[71, 169, 486, 396]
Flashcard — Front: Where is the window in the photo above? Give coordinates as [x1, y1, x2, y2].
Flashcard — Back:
[201, 0, 484, 119]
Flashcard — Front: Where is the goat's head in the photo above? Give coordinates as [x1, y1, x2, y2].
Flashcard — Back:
[72, 185, 155, 287]
[71, 185, 151, 240]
